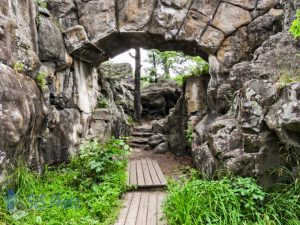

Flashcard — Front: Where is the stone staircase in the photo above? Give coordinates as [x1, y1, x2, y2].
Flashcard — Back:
[128, 123, 153, 150]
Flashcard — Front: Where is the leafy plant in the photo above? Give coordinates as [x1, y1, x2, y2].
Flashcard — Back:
[290, 10, 300, 38]
[36, 72, 47, 91]
[185, 125, 194, 146]
[278, 73, 300, 90]
[98, 96, 109, 108]
[13, 62, 24, 73]
[0, 138, 130, 225]
[163, 175, 300, 225]
[127, 116, 134, 125]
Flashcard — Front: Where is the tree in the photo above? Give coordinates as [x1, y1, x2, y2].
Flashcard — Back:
[143, 49, 208, 84]
[130, 48, 142, 122]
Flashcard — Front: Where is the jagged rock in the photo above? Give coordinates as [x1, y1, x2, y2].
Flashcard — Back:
[185, 76, 207, 115]
[192, 142, 216, 177]
[151, 119, 165, 134]
[149, 134, 167, 148]
[38, 15, 71, 70]
[154, 142, 169, 154]
[0, 63, 47, 171]
[212, 2, 252, 35]
[141, 81, 181, 118]
[266, 84, 300, 147]
[197, 26, 225, 54]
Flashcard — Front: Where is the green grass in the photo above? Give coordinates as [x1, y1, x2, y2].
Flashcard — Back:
[163, 175, 300, 225]
[0, 138, 130, 225]
[36, 72, 47, 91]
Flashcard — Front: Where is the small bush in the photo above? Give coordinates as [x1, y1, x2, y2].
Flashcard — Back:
[278, 73, 300, 90]
[13, 62, 24, 73]
[127, 116, 134, 125]
[163, 176, 300, 225]
[98, 96, 109, 108]
[36, 72, 47, 91]
[0, 138, 130, 225]
[290, 10, 300, 38]
[185, 125, 194, 146]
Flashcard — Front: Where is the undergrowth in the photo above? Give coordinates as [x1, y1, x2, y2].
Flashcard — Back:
[163, 172, 300, 225]
[0, 138, 130, 225]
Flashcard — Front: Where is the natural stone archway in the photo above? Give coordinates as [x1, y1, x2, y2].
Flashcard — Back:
[1, 0, 300, 186]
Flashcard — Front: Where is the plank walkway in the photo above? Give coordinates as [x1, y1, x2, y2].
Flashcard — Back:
[115, 192, 167, 225]
[127, 158, 167, 188]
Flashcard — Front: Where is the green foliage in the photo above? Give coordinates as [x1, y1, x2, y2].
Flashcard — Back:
[0, 138, 130, 225]
[144, 49, 208, 85]
[36, 0, 47, 9]
[13, 62, 24, 73]
[98, 96, 109, 108]
[163, 176, 300, 225]
[36, 72, 47, 91]
[289, 10, 300, 38]
[278, 73, 300, 89]
[127, 116, 134, 125]
[185, 125, 194, 146]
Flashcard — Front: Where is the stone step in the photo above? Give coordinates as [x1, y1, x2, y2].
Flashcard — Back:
[131, 131, 153, 138]
[129, 137, 149, 145]
[132, 127, 152, 133]
[129, 143, 150, 150]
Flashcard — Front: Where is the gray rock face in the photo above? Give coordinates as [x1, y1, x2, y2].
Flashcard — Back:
[0, 63, 47, 172]
[141, 81, 181, 118]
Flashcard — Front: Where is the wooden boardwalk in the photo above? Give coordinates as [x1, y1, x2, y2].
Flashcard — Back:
[115, 192, 167, 225]
[128, 159, 167, 188]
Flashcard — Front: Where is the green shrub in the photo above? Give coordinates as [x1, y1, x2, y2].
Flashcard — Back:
[163, 176, 300, 225]
[127, 116, 134, 125]
[13, 62, 24, 73]
[290, 10, 300, 38]
[185, 125, 194, 146]
[278, 73, 300, 90]
[36, 72, 47, 91]
[0, 138, 130, 225]
[98, 96, 109, 108]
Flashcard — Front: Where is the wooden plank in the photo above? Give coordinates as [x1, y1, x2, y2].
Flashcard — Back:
[141, 159, 153, 187]
[126, 161, 130, 186]
[136, 160, 146, 187]
[152, 160, 167, 185]
[135, 192, 149, 225]
[115, 193, 134, 225]
[147, 192, 157, 225]
[125, 192, 141, 225]
[129, 160, 137, 186]
[157, 192, 167, 225]
[146, 158, 161, 186]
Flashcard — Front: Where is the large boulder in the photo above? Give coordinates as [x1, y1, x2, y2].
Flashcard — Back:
[141, 81, 181, 118]
[0, 63, 47, 172]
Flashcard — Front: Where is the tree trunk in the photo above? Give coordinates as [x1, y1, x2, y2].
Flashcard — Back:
[152, 52, 158, 83]
[134, 48, 142, 122]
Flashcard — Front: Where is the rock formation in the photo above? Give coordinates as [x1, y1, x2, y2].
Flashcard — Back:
[0, 0, 299, 186]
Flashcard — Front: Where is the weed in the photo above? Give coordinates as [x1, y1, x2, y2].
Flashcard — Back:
[127, 116, 134, 125]
[278, 73, 300, 90]
[13, 62, 24, 73]
[163, 176, 300, 225]
[290, 10, 300, 39]
[0, 138, 130, 225]
[98, 96, 109, 108]
[36, 72, 47, 91]
[185, 125, 194, 146]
